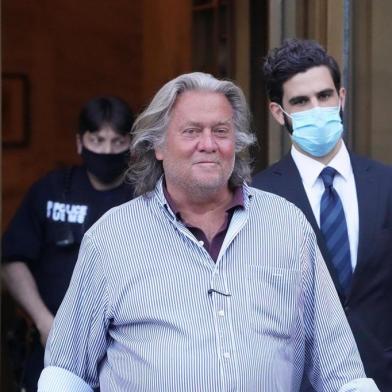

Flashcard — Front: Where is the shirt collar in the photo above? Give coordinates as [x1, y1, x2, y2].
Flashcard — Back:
[161, 179, 244, 222]
[291, 141, 352, 188]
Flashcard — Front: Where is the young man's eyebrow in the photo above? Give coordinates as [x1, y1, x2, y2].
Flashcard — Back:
[288, 95, 308, 105]
[288, 88, 335, 105]
[317, 88, 335, 96]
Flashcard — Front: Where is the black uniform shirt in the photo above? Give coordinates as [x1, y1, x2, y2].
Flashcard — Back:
[2, 166, 134, 313]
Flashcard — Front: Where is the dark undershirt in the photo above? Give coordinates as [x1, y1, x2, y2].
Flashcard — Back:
[163, 184, 244, 262]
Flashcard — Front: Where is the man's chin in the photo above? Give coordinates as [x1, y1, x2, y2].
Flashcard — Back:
[191, 175, 228, 192]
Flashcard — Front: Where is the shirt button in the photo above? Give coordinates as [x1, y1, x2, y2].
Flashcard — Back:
[223, 352, 231, 359]
[199, 240, 204, 246]
[218, 310, 225, 317]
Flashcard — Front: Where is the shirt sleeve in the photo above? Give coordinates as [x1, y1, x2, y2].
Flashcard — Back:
[339, 378, 380, 391]
[39, 233, 110, 390]
[299, 214, 379, 391]
[38, 367, 93, 392]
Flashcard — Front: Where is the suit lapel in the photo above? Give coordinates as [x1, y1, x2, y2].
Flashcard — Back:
[350, 154, 378, 278]
[273, 155, 318, 228]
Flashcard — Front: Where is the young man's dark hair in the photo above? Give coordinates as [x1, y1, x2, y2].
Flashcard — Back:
[78, 96, 134, 136]
[263, 38, 341, 105]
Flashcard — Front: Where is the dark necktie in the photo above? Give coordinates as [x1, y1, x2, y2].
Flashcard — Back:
[319, 167, 352, 292]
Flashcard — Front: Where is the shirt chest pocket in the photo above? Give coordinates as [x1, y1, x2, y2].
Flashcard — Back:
[247, 266, 302, 339]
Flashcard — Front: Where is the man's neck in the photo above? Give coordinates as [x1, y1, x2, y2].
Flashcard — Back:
[167, 183, 233, 214]
[166, 184, 234, 241]
[293, 139, 343, 165]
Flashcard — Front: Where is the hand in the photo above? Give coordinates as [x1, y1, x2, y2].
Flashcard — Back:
[36, 311, 54, 347]
[2, 262, 55, 347]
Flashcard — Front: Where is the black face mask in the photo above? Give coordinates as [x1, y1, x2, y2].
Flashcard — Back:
[81, 147, 130, 184]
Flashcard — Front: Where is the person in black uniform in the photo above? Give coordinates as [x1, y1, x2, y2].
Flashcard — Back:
[1, 96, 135, 392]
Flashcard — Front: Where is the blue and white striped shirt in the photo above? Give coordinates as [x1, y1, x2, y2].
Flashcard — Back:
[39, 179, 378, 391]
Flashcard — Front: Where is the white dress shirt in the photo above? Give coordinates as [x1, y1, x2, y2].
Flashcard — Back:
[291, 142, 359, 269]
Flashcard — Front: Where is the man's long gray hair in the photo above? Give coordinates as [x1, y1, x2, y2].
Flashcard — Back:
[127, 72, 256, 196]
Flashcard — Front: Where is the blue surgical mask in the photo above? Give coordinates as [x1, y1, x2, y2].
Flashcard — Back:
[282, 105, 343, 157]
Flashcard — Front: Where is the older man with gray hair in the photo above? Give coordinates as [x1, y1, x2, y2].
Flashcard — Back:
[38, 72, 378, 391]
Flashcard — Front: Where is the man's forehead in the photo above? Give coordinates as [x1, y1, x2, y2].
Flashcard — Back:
[182, 118, 233, 126]
[282, 66, 335, 97]
[173, 90, 230, 107]
[170, 90, 234, 125]
[85, 127, 126, 138]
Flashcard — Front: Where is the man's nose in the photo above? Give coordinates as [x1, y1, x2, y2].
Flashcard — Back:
[310, 97, 321, 108]
[101, 142, 114, 154]
[198, 130, 217, 151]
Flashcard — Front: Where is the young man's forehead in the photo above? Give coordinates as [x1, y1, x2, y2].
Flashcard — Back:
[83, 128, 128, 139]
[282, 66, 336, 96]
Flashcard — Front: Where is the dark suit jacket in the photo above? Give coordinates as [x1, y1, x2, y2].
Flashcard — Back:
[252, 152, 392, 391]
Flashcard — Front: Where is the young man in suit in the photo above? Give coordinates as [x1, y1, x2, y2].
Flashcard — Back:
[252, 38, 392, 391]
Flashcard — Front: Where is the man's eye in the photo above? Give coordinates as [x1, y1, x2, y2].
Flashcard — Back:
[293, 98, 307, 106]
[183, 128, 198, 135]
[319, 92, 332, 100]
[214, 128, 229, 136]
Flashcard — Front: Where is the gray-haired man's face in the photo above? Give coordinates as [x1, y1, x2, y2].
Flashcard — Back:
[155, 90, 236, 199]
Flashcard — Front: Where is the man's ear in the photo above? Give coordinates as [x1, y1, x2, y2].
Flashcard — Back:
[269, 102, 286, 126]
[339, 87, 346, 109]
[155, 147, 164, 161]
[76, 134, 82, 155]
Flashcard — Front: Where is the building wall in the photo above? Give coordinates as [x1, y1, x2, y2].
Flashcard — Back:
[142, 0, 192, 104]
[364, 1, 391, 161]
[2, 0, 191, 231]
[2, 1, 142, 231]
